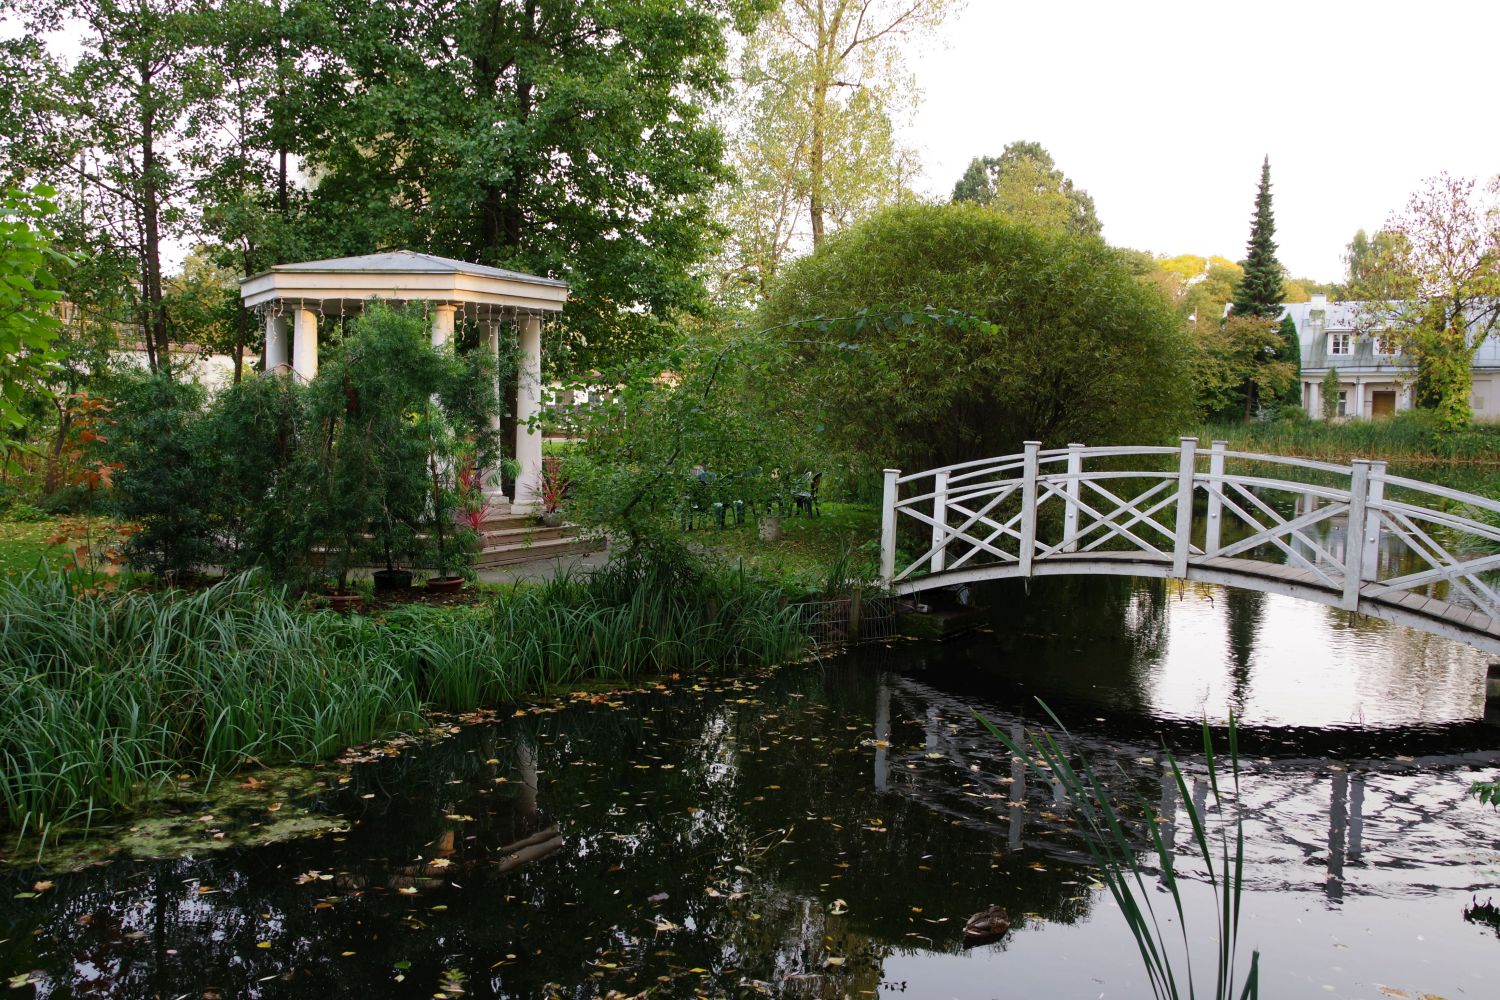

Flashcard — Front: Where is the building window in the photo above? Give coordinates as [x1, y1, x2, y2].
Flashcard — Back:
[1328, 333, 1352, 356]
[1337, 390, 1348, 418]
[1372, 336, 1393, 357]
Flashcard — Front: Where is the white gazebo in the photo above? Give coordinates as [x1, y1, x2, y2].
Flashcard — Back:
[240, 250, 568, 512]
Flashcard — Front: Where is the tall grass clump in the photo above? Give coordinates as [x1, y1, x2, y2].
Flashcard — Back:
[0, 559, 807, 844]
[983, 703, 1259, 1000]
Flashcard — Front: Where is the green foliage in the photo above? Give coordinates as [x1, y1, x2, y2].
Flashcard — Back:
[293, 0, 746, 368]
[759, 202, 1194, 472]
[1196, 409, 1500, 468]
[561, 328, 808, 556]
[1471, 777, 1500, 809]
[1350, 174, 1500, 430]
[103, 304, 499, 585]
[1275, 315, 1301, 407]
[984, 704, 1260, 1000]
[0, 185, 68, 458]
[105, 371, 217, 578]
[0, 561, 805, 844]
[1321, 367, 1342, 422]
[951, 140, 1103, 238]
[1191, 316, 1296, 422]
[1230, 158, 1285, 320]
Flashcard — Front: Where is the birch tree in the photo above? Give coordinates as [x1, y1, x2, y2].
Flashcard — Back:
[717, 0, 960, 302]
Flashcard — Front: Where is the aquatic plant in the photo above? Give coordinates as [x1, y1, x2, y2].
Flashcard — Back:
[0, 560, 806, 847]
[981, 703, 1259, 1000]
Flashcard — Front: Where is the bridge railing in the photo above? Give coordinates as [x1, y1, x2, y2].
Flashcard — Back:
[880, 437, 1500, 621]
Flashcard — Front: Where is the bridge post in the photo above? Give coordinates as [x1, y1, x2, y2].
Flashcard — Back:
[1063, 443, 1083, 553]
[1205, 439, 1227, 556]
[1342, 460, 1371, 611]
[931, 470, 950, 572]
[1019, 441, 1041, 577]
[1362, 461, 1386, 582]
[1172, 437, 1198, 578]
[880, 468, 900, 587]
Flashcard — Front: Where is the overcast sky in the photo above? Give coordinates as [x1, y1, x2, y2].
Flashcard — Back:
[900, 0, 1500, 282]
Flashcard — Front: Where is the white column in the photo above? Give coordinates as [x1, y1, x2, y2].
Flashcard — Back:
[431, 304, 456, 351]
[513, 313, 544, 512]
[484, 320, 507, 503]
[1309, 378, 1321, 419]
[264, 314, 289, 373]
[292, 307, 318, 382]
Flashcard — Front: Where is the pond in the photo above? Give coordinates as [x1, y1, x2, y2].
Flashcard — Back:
[3, 575, 1499, 999]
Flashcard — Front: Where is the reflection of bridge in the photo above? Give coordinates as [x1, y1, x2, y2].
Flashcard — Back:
[879, 439, 1500, 653]
[874, 674, 1500, 901]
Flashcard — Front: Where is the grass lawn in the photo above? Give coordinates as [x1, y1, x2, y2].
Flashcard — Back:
[691, 501, 881, 594]
[0, 515, 132, 580]
[0, 516, 74, 577]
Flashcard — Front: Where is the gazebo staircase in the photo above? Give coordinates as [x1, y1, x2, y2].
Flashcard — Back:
[474, 502, 603, 569]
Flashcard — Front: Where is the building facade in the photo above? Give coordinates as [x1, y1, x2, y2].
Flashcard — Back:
[1282, 294, 1500, 420]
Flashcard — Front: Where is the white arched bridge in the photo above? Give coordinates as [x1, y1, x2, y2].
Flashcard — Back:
[878, 438, 1500, 654]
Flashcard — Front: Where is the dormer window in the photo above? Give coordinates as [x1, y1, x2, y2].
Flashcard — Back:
[1372, 336, 1394, 357]
[1328, 333, 1352, 356]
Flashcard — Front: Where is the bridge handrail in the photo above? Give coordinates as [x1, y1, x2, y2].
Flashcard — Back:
[879, 438, 1500, 639]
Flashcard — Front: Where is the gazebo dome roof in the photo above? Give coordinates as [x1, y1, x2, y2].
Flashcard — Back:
[240, 249, 568, 316]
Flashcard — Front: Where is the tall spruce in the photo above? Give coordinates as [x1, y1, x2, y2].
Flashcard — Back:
[1231, 156, 1286, 318]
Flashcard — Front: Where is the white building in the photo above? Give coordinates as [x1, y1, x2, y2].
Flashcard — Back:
[1282, 294, 1500, 420]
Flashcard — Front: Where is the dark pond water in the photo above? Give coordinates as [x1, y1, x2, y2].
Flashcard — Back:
[4, 575, 1500, 999]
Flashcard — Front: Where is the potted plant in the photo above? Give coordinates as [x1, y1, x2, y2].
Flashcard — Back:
[423, 408, 478, 591]
[538, 455, 567, 527]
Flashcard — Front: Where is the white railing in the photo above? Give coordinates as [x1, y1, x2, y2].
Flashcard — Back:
[880, 437, 1500, 622]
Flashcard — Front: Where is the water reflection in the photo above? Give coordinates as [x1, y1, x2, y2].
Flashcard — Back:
[2, 583, 1499, 999]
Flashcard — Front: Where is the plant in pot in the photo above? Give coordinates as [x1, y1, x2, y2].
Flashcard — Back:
[538, 455, 567, 527]
[422, 407, 479, 591]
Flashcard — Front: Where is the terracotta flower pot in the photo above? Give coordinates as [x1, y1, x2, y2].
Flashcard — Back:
[426, 575, 466, 593]
[321, 592, 365, 612]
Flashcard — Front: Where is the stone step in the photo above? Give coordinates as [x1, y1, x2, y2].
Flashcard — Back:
[473, 535, 604, 568]
[479, 513, 537, 532]
[479, 524, 573, 548]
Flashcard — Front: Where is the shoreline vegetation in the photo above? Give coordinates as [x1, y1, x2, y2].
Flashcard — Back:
[1194, 412, 1500, 468]
[0, 560, 807, 853]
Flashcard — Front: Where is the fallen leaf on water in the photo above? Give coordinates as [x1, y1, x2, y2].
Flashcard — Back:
[829, 899, 848, 915]
[256, 941, 271, 950]
[32, 881, 53, 893]
[266, 802, 282, 813]
[398, 887, 419, 895]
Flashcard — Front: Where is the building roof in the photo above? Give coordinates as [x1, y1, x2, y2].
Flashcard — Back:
[257, 250, 567, 288]
[239, 249, 568, 314]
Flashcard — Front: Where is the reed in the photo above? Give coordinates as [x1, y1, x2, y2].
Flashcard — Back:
[981, 703, 1259, 1000]
[0, 560, 806, 845]
[1192, 412, 1500, 467]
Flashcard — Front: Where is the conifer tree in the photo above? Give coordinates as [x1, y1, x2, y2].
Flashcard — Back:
[1231, 157, 1286, 318]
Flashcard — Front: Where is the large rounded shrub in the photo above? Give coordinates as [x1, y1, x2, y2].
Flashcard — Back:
[758, 203, 1193, 472]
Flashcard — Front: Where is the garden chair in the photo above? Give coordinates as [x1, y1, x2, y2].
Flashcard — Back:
[792, 471, 822, 517]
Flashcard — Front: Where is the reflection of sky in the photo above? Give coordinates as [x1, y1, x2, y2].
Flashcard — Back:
[1142, 586, 1489, 727]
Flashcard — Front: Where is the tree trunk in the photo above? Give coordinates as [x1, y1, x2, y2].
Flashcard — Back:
[139, 60, 168, 372]
[808, 76, 827, 247]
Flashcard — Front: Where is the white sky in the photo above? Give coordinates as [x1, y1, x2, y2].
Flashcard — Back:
[900, 0, 1500, 282]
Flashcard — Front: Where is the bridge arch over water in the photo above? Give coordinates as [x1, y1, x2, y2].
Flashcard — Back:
[878, 439, 1500, 654]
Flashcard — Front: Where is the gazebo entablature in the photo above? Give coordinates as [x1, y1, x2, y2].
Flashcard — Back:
[239, 250, 568, 512]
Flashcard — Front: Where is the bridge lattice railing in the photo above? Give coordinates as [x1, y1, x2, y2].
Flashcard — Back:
[879, 438, 1500, 621]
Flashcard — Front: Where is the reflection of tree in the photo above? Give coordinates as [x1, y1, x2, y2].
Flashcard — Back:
[1222, 587, 1266, 711]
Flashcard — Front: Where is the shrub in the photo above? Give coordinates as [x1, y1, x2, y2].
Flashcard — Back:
[759, 202, 1194, 472]
[104, 370, 215, 579]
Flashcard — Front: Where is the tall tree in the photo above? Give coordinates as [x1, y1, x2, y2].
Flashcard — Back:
[0, 186, 69, 460]
[9, 0, 215, 372]
[719, 0, 957, 290]
[1354, 173, 1500, 429]
[950, 140, 1102, 238]
[297, 0, 751, 367]
[1230, 156, 1285, 319]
